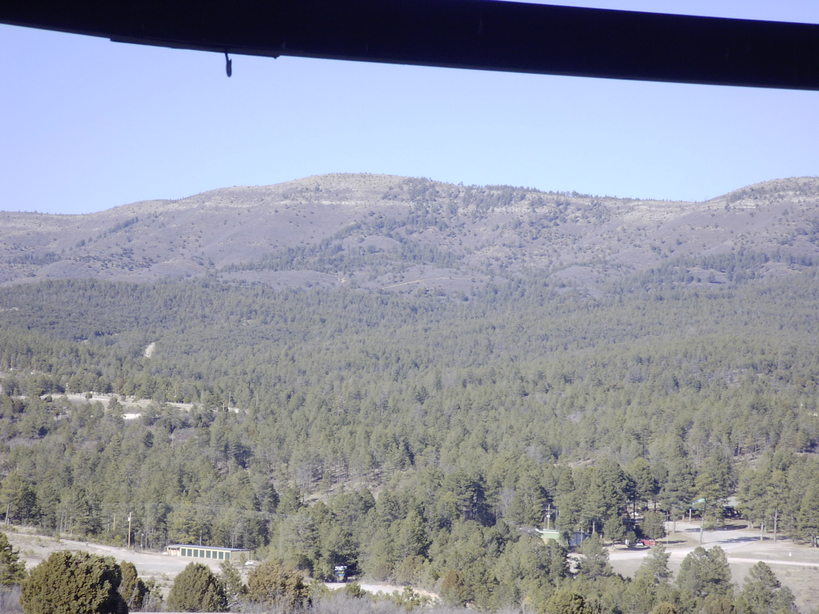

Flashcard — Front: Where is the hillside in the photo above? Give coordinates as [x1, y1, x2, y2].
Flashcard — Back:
[1, 175, 818, 613]
[2, 174, 817, 293]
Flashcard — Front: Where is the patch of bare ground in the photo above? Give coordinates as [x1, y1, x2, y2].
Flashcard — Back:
[38, 391, 243, 419]
[325, 582, 439, 601]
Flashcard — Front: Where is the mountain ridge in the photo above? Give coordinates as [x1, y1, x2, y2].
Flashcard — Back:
[1, 174, 817, 292]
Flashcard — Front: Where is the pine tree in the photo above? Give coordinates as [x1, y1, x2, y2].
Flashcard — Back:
[676, 546, 732, 604]
[794, 482, 819, 546]
[218, 560, 246, 611]
[395, 509, 430, 560]
[736, 562, 796, 614]
[660, 461, 694, 523]
[576, 534, 612, 580]
[636, 544, 672, 585]
[0, 532, 26, 586]
[642, 511, 667, 540]
[0, 474, 40, 525]
[627, 457, 659, 511]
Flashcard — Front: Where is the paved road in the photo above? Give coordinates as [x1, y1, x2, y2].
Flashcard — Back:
[610, 521, 819, 568]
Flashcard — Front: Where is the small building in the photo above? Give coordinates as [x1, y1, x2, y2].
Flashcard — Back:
[535, 528, 590, 548]
[537, 528, 562, 543]
[166, 544, 252, 562]
[567, 530, 591, 548]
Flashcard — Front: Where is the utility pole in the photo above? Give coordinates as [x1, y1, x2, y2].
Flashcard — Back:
[691, 497, 707, 544]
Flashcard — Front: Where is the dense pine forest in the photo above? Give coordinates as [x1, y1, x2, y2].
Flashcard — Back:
[0, 176, 818, 612]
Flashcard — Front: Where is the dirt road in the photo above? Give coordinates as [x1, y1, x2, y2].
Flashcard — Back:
[5, 528, 225, 595]
[4, 527, 437, 602]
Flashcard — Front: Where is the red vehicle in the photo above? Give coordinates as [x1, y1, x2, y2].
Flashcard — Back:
[639, 538, 656, 547]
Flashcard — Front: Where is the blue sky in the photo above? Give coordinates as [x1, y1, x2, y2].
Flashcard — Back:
[2, 1, 818, 214]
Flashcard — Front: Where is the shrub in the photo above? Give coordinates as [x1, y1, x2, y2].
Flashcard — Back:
[20, 551, 127, 614]
[440, 569, 468, 607]
[0, 532, 26, 586]
[118, 561, 148, 610]
[167, 562, 227, 612]
[544, 588, 596, 614]
[218, 560, 246, 610]
[247, 559, 311, 611]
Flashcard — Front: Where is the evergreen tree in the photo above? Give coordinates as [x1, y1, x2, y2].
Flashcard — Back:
[735, 562, 796, 614]
[794, 482, 819, 546]
[166, 562, 226, 612]
[603, 514, 626, 542]
[627, 457, 659, 511]
[0, 474, 40, 526]
[542, 540, 570, 586]
[247, 558, 310, 610]
[576, 534, 612, 580]
[0, 532, 26, 586]
[676, 546, 732, 605]
[508, 472, 549, 526]
[118, 561, 147, 611]
[636, 544, 672, 586]
[218, 560, 246, 611]
[642, 511, 667, 541]
[699, 593, 737, 614]
[555, 470, 581, 536]
[695, 450, 735, 527]
[544, 588, 598, 614]
[20, 551, 127, 614]
[361, 527, 395, 580]
[394, 509, 430, 561]
[440, 569, 469, 607]
[660, 460, 694, 524]
[625, 544, 678, 614]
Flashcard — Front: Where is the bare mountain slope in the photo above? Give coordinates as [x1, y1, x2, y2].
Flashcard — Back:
[1, 174, 817, 292]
